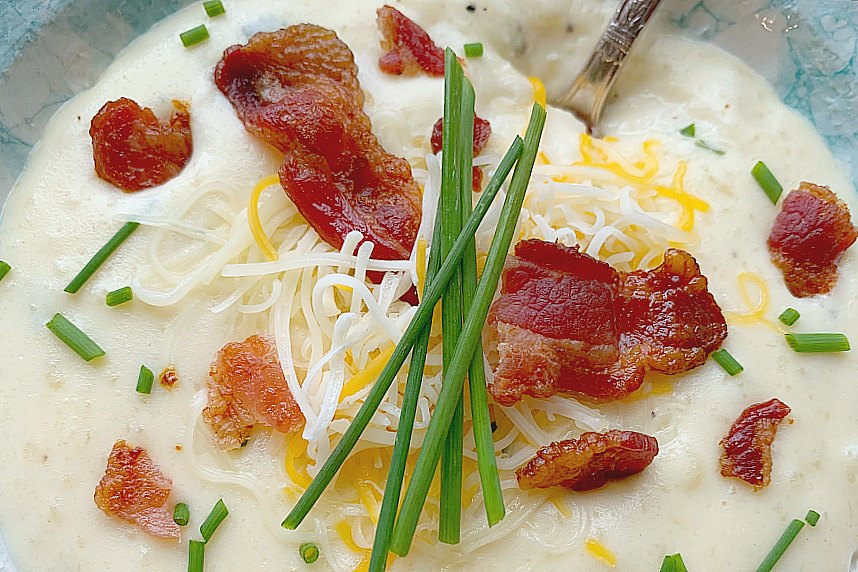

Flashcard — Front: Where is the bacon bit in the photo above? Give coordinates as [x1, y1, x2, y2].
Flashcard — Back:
[93, 440, 180, 539]
[430, 115, 492, 191]
[204, 334, 304, 450]
[159, 366, 179, 388]
[768, 182, 857, 297]
[720, 398, 791, 488]
[487, 240, 727, 404]
[90, 98, 192, 192]
[376, 5, 445, 77]
[517, 430, 658, 491]
[214, 25, 422, 266]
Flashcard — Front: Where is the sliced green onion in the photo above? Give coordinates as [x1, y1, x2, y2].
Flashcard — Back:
[64, 222, 140, 294]
[659, 553, 689, 572]
[45, 313, 105, 362]
[463, 42, 483, 58]
[299, 542, 320, 564]
[203, 0, 225, 17]
[679, 124, 696, 137]
[695, 139, 725, 155]
[438, 48, 467, 545]
[173, 503, 190, 526]
[136, 365, 155, 395]
[805, 510, 820, 527]
[188, 539, 205, 572]
[711, 349, 743, 376]
[390, 102, 546, 557]
[785, 333, 850, 353]
[755, 519, 805, 572]
[280, 134, 523, 532]
[778, 308, 800, 326]
[0, 261, 11, 283]
[106, 286, 133, 307]
[180, 25, 209, 48]
[752, 161, 783, 205]
[199, 499, 228, 542]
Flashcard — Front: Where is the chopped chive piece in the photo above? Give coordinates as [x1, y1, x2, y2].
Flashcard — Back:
[755, 518, 805, 572]
[805, 510, 820, 527]
[280, 133, 523, 531]
[711, 349, 743, 376]
[106, 286, 133, 307]
[695, 139, 725, 155]
[778, 308, 800, 326]
[785, 333, 850, 353]
[173, 503, 190, 526]
[463, 42, 483, 57]
[659, 553, 689, 572]
[752, 161, 783, 204]
[45, 313, 105, 362]
[64, 222, 140, 294]
[203, 0, 224, 17]
[199, 499, 228, 542]
[136, 365, 155, 394]
[180, 25, 209, 48]
[390, 102, 546, 557]
[0, 261, 10, 282]
[679, 124, 696, 137]
[188, 539, 205, 572]
[299, 542, 320, 564]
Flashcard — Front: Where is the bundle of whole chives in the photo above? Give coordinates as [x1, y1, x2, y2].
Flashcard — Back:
[390, 102, 546, 556]
[778, 308, 800, 326]
[45, 313, 105, 362]
[136, 365, 155, 394]
[659, 553, 688, 572]
[188, 540, 205, 572]
[281, 134, 524, 531]
[200, 499, 229, 542]
[751, 161, 783, 204]
[0, 261, 11, 282]
[106, 286, 133, 307]
[173, 503, 190, 526]
[438, 48, 468, 544]
[784, 333, 850, 353]
[64, 222, 140, 293]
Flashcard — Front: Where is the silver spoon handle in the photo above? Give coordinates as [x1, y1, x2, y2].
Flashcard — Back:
[555, 0, 662, 133]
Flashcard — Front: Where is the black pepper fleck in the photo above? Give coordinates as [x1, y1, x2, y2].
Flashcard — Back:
[466, 3, 476, 12]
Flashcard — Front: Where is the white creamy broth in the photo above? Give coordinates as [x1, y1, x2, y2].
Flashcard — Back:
[0, 0, 856, 571]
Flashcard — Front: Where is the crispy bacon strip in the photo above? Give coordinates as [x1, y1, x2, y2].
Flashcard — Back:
[768, 182, 857, 297]
[517, 430, 659, 491]
[431, 115, 492, 191]
[94, 440, 180, 539]
[720, 398, 791, 488]
[214, 25, 422, 264]
[90, 98, 192, 192]
[376, 5, 445, 76]
[204, 334, 304, 450]
[487, 241, 727, 404]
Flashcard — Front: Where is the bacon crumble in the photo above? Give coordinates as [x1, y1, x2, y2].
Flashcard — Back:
[517, 430, 659, 491]
[159, 366, 179, 388]
[720, 398, 791, 488]
[488, 241, 727, 404]
[768, 182, 857, 297]
[376, 5, 445, 76]
[204, 334, 304, 450]
[93, 440, 180, 539]
[214, 25, 422, 266]
[90, 98, 192, 192]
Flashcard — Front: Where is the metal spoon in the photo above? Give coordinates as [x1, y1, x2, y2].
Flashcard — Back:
[554, 0, 663, 134]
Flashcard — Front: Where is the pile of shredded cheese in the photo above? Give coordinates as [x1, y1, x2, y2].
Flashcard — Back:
[125, 125, 707, 570]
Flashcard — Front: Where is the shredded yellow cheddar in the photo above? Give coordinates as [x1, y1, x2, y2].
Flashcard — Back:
[340, 344, 396, 402]
[529, 76, 547, 108]
[585, 537, 618, 567]
[248, 174, 281, 261]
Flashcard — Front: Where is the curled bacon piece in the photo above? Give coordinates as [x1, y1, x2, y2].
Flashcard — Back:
[214, 25, 422, 263]
[517, 430, 659, 491]
[93, 440, 180, 539]
[431, 115, 492, 191]
[376, 5, 445, 76]
[90, 97, 192, 192]
[487, 240, 727, 404]
[768, 182, 857, 297]
[720, 398, 791, 488]
[204, 334, 304, 450]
